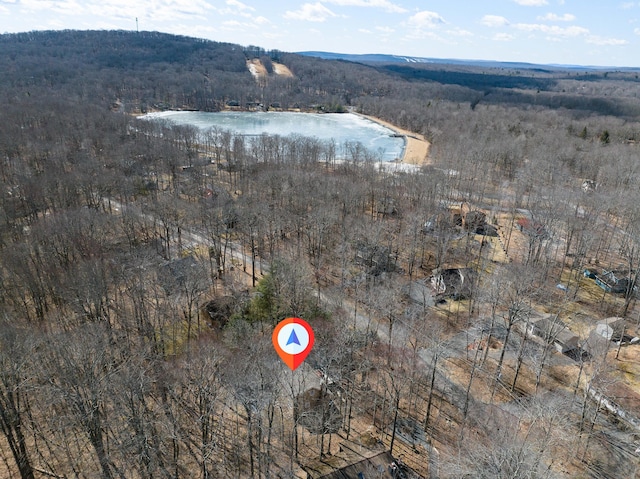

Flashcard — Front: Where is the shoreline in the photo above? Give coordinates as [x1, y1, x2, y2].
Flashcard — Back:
[354, 112, 431, 167]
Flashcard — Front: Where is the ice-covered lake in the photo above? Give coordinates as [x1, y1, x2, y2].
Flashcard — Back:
[142, 111, 405, 162]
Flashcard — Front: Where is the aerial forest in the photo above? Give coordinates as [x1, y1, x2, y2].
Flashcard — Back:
[0, 30, 639, 479]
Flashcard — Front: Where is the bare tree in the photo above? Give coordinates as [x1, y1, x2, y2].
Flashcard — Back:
[0, 317, 36, 479]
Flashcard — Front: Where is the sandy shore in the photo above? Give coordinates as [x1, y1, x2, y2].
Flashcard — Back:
[356, 113, 431, 166]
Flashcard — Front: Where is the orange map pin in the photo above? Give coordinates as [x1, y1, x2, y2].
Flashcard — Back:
[272, 317, 315, 371]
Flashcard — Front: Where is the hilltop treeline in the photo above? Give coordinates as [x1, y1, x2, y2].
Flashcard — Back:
[4, 30, 640, 117]
[1, 30, 640, 479]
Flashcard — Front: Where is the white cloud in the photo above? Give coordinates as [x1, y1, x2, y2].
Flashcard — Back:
[586, 35, 628, 45]
[254, 16, 270, 25]
[226, 0, 253, 11]
[537, 12, 575, 21]
[284, 2, 337, 22]
[324, 0, 406, 13]
[481, 15, 509, 27]
[21, 0, 85, 15]
[222, 20, 242, 28]
[514, 23, 589, 36]
[219, 0, 255, 18]
[513, 0, 548, 5]
[376, 25, 395, 33]
[85, 0, 214, 22]
[621, 2, 637, 9]
[447, 27, 472, 37]
[635, 27, 640, 34]
[408, 10, 445, 29]
[494, 32, 515, 41]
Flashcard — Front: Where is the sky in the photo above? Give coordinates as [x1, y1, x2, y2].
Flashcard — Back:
[2, 0, 640, 67]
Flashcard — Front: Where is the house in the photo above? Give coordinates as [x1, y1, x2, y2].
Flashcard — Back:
[516, 218, 547, 238]
[594, 270, 632, 294]
[522, 314, 580, 354]
[584, 330, 612, 359]
[463, 210, 498, 236]
[594, 317, 626, 341]
[430, 268, 475, 300]
[583, 317, 627, 358]
[305, 449, 421, 479]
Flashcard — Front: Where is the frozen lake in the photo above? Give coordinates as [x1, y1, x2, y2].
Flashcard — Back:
[142, 111, 405, 162]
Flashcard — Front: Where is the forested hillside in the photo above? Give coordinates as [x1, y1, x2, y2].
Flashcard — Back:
[1, 30, 640, 479]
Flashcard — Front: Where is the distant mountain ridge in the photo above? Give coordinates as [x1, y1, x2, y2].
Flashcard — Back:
[297, 51, 637, 71]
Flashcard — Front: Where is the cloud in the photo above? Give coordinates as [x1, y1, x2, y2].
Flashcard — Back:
[284, 2, 337, 22]
[408, 10, 445, 29]
[494, 32, 515, 41]
[226, 0, 253, 11]
[635, 27, 640, 34]
[513, 0, 548, 5]
[376, 25, 395, 33]
[621, 2, 637, 9]
[85, 0, 214, 22]
[220, 0, 254, 17]
[21, 0, 86, 15]
[447, 27, 473, 37]
[514, 23, 589, 36]
[254, 16, 270, 25]
[324, 0, 406, 13]
[537, 12, 575, 21]
[481, 15, 509, 27]
[586, 35, 628, 45]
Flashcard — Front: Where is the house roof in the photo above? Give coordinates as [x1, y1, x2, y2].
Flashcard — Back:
[594, 317, 626, 339]
[517, 217, 547, 238]
[530, 315, 579, 346]
[430, 268, 475, 298]
[307, 450, 403, 479]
